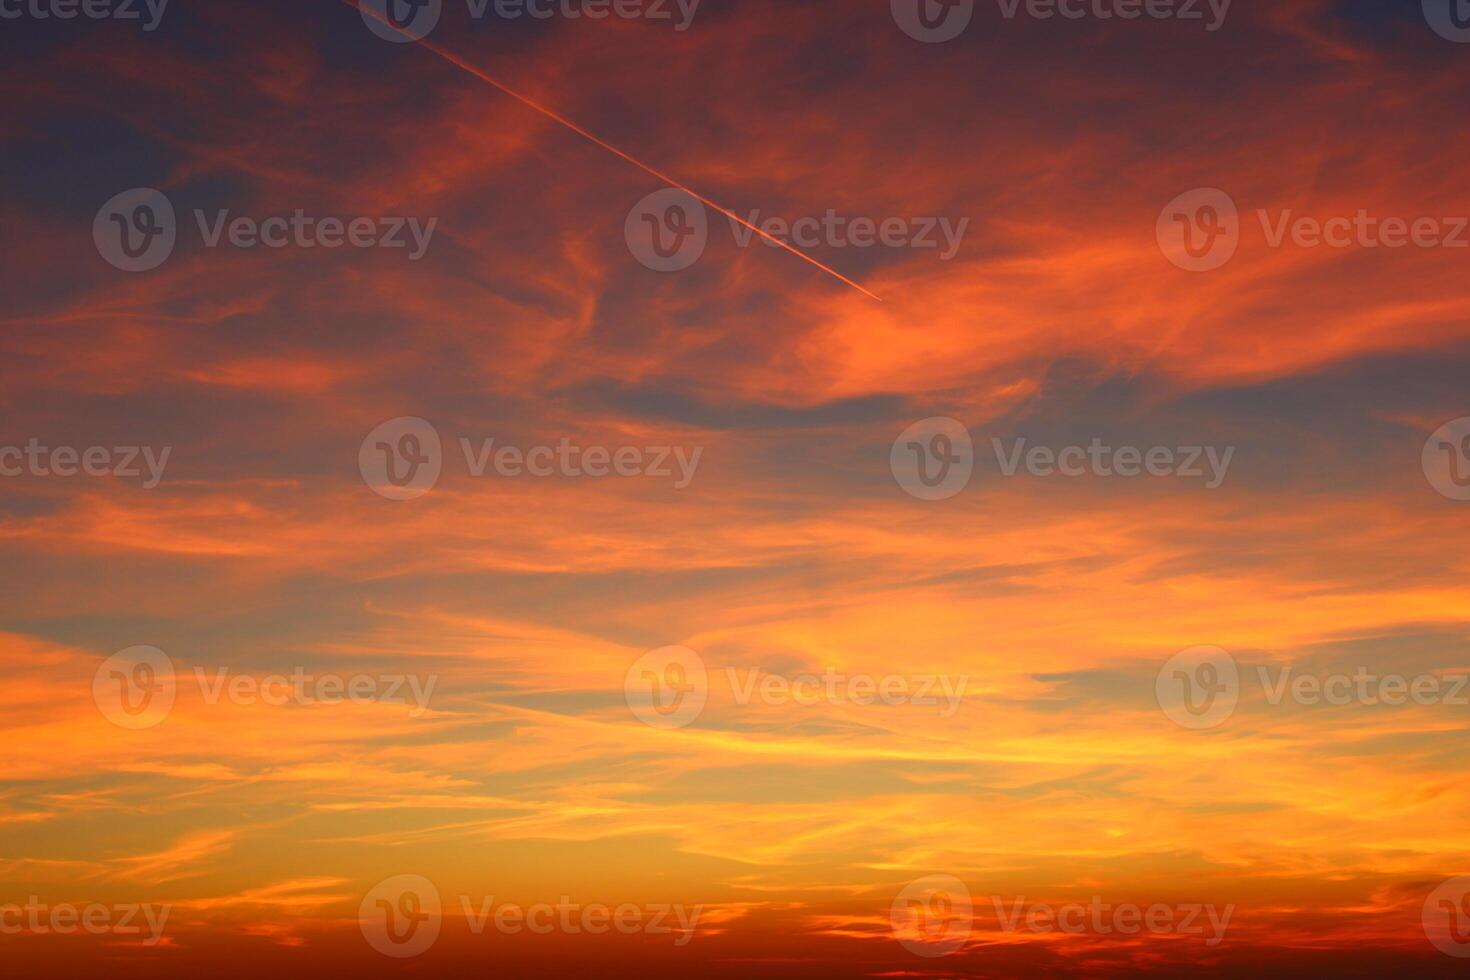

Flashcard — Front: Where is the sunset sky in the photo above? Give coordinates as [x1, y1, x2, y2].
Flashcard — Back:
[3, 0, 1470, 976]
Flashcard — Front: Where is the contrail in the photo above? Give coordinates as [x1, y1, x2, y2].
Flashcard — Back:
[349, 0, 881, 300]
